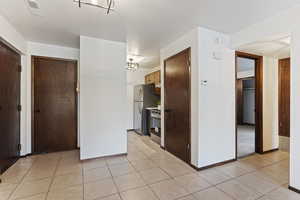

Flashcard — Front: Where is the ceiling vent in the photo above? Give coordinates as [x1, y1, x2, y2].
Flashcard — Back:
[25, 0, 43, 16]
[27, 0, 39, 9]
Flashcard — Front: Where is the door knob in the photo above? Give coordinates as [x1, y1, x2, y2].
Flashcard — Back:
[165, 109, 172, 113]
[35, 109, 40, 113]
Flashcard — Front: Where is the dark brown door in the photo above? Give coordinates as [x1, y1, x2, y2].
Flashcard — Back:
[0, 41, 21, 173]
[278, 58, 290, 137]
[33, 57, 77, 153]
[164, 48, 191, 163]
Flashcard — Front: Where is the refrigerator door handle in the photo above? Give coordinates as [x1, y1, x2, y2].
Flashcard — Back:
[138, 103, 143, 114]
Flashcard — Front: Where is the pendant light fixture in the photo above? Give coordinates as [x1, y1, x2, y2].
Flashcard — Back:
[126, 58, 139, 71]
[74, 0, 115, 14]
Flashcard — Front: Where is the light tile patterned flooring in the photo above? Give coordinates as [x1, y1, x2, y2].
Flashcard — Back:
[0, 131, 297, 200]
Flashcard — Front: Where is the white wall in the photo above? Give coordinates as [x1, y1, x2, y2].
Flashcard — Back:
[290, 27, 300, 190]
[160, 27, 235, 168]
[197, 28, 235, 167]
[80, 36, 127, 160]
[25, 42, 80, 154]
[0, 15, 26, 54]
[27, 42, 79, 60]
[263, 57, 279, 151]
[231, 5, 300, 49]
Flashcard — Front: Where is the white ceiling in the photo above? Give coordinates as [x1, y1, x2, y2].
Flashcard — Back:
[238, 37, 291, 59]
[0, 0, 299, 68]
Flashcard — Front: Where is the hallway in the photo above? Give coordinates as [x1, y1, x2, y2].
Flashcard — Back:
[0, 132, 295, 200]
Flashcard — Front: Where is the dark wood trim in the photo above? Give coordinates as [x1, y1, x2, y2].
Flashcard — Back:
[235, 52, 238, 158]
[241, 123, 255, 126]
[236, 51, 262, 60]
[19, 148, 81, 158]
[262, 148, 279, 154]
[31, 55, 77, 62]
[31, 57, 34, 153]
[163, 48, 191, 165]
[31, 56, 78, 154]
[289, 186, 300, 194]
[187, 48, 191, 164]
[82, 153, 128, 161]
[192, 159, 237, 171]
[254, 54, 264, 154]
[189, 164, 201, 171]
[235, 51, 264, 158]
[237, 76, 255, 81]
[19, 153, 35, 158]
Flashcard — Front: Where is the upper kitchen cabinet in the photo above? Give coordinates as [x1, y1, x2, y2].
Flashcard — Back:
[145, 71, 160, 86]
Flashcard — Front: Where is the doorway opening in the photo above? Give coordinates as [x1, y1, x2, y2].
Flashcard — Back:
[31, 56, 78, 154]
[164, 48, 191, 164]
[236, 52, 263, 158]
[235, 36, 291, 192]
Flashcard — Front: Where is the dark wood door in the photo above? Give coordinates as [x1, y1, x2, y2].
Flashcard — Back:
[278, 58, 290, 137]
[33, 57, 77, 153]
[236, 79, 243, 125]
[0, 41, 21, 174]
[164, 48, 191, 163]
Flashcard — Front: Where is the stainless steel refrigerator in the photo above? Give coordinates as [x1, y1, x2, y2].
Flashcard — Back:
[133, 84, 159, 135]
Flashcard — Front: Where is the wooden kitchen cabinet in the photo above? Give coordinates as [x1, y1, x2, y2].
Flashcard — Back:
[154, 71, 160, 84]
[145, 70, 160, 85]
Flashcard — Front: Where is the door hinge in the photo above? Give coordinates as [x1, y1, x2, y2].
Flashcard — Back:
[187, 60, 191, 72]
[18, 144, 21, 151]
[187, 59, 191, 67]
[18, 65, 22, 73]
[17, 105, 22, 112]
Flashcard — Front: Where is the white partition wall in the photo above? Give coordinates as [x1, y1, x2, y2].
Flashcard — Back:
[80, 36, 127, 160]
[290, 27, 300, 191]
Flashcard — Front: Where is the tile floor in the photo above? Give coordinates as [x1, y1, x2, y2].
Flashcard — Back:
[238, 125, 255, 158]
[0, 131, 297, 200]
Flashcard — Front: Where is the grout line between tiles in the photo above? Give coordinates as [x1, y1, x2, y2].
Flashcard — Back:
[106, 158, 123, 200]
[44, 153, 62, 200]
[4, 133, 291, 200]
[5, 156, 38, 200]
